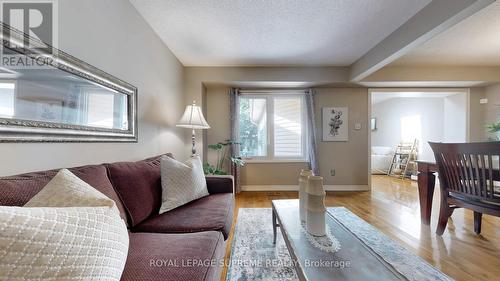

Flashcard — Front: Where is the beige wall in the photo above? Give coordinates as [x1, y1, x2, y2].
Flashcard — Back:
[364, 66, 500, 84]
[184, 66, 350, 156]
[186, 65, 500, 157]
[205, 85, 231, 168]
[469, 87, 487, 142]
[0, 0, 186, 176]
[315, 88, 369, 186]
[484, 84, 500, 140]
[240, 163, 309, 186]
[194, 66, 492, 189]
[468, 85, 500, 141]
[205, 85, 369, 187]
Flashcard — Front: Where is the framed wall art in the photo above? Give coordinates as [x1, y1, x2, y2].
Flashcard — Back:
[322, 107, 348, 141]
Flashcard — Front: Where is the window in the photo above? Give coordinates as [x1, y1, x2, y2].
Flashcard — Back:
[0, 82, 15, 118]
[86, 91, 115, 128]
[78, 86, 128, 130]
[239, 97, 267, 157]
[238, 93, 307, 161]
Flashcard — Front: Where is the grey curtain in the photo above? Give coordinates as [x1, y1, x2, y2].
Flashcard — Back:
[305, 89, 320, 175]
[229, 88, 242, 193]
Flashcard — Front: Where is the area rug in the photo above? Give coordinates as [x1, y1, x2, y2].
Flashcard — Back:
[226, 207, 453, 281]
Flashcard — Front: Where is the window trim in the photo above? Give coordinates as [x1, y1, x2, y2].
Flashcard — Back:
[238, 92, 308, 162]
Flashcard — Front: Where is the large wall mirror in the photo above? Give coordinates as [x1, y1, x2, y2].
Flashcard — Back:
[0, 23, 137, 142]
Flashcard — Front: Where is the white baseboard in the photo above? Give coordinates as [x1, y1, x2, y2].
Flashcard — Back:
[241, 185, 370, 192]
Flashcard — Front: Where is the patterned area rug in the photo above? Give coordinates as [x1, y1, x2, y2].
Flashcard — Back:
[226, 207, 454, 281]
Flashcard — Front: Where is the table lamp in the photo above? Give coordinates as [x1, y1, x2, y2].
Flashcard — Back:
[177, 101, 210, 155]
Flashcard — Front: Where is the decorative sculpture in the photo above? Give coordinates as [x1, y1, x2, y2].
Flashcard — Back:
[306, 176, 326, 236]
[299, 169, 314, 223]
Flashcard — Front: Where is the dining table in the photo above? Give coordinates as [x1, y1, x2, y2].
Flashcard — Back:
[416, 160, 438, 225]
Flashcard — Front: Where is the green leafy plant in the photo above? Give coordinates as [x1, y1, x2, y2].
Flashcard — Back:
[487, 122, 500, 133]
[486, 122, 500, 141]
[204, 139, 246, 175]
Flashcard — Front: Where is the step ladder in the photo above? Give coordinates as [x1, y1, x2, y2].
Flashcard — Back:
[387, 139, 418, 179]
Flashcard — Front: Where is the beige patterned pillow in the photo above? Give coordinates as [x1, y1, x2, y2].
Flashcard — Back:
[159, 155, 209, 214]
[0, 169, 129, 281]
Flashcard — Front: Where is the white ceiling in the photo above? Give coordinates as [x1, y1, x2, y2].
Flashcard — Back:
[393, 1, 500, 66]
[130, 0, 430, 66]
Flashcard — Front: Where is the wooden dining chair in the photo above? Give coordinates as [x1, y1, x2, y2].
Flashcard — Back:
[429, 142, 500, 235]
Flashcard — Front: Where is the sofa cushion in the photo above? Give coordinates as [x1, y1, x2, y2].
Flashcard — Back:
[1, 169, 129, 281]
[122, 232, 224, 281]
[107, 154, 172, 227]
[133, 193, 234, 240]
[159, 155, 209, 214]
[206, 176, 234, 194]
[0, 164, 128, 224]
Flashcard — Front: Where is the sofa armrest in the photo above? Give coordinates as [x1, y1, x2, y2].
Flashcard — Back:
[205, 175, 234, 194]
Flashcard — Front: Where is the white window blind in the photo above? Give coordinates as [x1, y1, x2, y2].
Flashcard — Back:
[274, 97, 303, 157]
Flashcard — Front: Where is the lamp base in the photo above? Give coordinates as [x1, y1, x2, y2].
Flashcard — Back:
[191, 129, 196, 156]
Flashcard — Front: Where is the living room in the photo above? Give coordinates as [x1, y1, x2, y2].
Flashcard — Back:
[0, 1, 499, 281]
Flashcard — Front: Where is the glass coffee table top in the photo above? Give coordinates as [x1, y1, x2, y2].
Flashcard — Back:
[272, 199, 406, 281]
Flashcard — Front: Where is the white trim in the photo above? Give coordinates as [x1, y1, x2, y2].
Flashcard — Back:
[241, 185, 369, 191]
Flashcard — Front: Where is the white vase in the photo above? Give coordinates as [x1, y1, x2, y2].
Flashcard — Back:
[306, 176, 326, 237]
[299, 169, 314, 223]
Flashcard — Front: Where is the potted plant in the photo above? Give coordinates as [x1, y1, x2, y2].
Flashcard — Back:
[486, 122, 500, 141]
[204, 139, 245, 175]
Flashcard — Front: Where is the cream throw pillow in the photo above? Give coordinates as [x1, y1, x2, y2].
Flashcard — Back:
[0, 169, 129, 281]
[159, 155, 209, 214]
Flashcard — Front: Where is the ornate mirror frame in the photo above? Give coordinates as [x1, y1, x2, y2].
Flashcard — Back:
[0, 23, 138, 142]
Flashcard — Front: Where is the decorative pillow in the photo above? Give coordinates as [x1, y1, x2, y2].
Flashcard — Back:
[0, 169, 129, 281]
[159, 155, 209, 214]
[106, 154, 168, 227]
[0, 165, 130, 225]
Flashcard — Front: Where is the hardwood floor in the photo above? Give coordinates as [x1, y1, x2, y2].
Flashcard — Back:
[220, 175, 500, 281]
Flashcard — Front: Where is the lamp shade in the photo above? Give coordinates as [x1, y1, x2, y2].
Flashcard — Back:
[176, 102, 210, 129]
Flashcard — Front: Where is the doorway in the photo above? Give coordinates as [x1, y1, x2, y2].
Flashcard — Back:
[368, 89, 469, 181]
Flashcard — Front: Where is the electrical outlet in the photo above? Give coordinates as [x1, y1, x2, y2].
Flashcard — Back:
[330, 169, 335, 176]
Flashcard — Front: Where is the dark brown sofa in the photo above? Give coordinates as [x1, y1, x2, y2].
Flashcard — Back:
[0, 154, 234, 281]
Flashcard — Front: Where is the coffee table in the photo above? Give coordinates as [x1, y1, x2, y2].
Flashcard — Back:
[272, 199, 406, 281]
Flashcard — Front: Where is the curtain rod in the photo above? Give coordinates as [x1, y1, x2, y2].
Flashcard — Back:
[238, 89, 309, 94]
